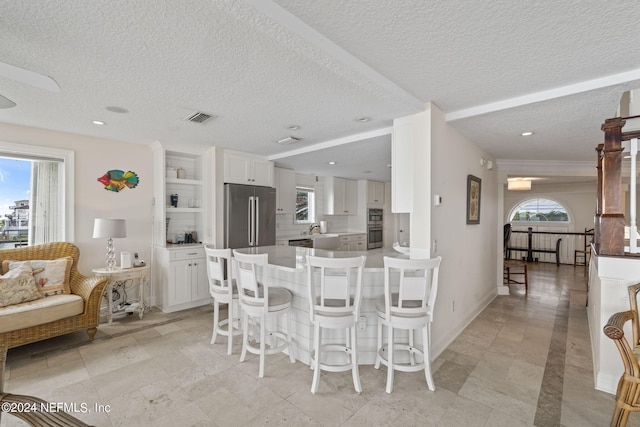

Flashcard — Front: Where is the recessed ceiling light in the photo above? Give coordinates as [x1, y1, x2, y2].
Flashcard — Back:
[362, 170, 372, 174]
[328, 161, 336, 165]
[276, 136, 302, 145]
[521, 131, 533, 136]
[287, 125, 300, 130]
[355, 117, 370, 122]
[105, 106, 129, 114]
[92, 120, 106, 125]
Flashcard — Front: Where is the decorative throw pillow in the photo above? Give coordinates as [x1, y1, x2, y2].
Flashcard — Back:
[0, 262, 42, 307]
[2, 257, 73, 297]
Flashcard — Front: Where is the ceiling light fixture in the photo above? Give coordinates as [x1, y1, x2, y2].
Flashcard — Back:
[92, 120, 106, 125]
[287, 125, 300, 130]
[507, 178, 531, 191]
[521, 131, 533, 136]
[328, 161, 336, 165]
[355, 117, 370, 122]
[106, 106, 129, 114]
[276, 136, 302, 145]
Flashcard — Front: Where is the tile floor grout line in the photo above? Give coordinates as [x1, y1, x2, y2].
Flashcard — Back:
[533, 288, 570, 427]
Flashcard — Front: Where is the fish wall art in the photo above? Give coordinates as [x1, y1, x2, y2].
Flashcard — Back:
[97, 170, 139, 192]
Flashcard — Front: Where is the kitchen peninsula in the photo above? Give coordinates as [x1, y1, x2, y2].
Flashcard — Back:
[233, 245, 427, 365]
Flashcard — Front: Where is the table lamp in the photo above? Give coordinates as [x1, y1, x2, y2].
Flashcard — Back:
[93, 218, 127, 270]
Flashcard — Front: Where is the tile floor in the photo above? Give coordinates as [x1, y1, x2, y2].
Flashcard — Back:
[0, 262, 635, 426]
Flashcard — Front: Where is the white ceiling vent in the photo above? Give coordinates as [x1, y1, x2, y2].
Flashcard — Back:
[276, 136, 302, 145]
[185, 111, 214, 123]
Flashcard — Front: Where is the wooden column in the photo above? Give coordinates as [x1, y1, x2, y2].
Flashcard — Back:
[594, 144, 603, 252]
[599, 117, 626, 256]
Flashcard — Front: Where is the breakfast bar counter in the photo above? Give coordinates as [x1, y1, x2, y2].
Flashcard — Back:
[233, 245, 409, 272]
[232, 245, 424, 365]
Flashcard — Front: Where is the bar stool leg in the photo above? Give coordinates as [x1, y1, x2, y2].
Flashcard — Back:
[386, 323, 394, 393]
[287, 311, 295, 363]
[374, 321, 383, 369]
[311, 324, 321, 394]
[226, 301, 234, 355]
[424, 323, 435, 391]
[240, 310, 249, 363]
[259, 314, 266, 378]
[351, 326, 362, 393]
[211, 299, 219, 344]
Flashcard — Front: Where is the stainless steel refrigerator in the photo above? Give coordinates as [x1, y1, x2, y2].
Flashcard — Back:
[224, 183, 276, 249]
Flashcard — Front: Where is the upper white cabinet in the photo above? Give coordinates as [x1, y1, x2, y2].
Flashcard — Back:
[275, 167, 296, 214]
[392, 112, 429, 213]
[325, 176, 357, 215]
[367, 180, 385, 204]
[224, 151, 274, 187]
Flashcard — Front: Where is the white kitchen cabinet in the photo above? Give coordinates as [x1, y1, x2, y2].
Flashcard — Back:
[154, 246, 210, 313]
[325, 176, 357, 215]
[275, 167, 296, 214]
[338, 233, 366, 251]
[392, 114, 416, 213]
[367, 180, 385, 204]
[224, 151, 274, 187]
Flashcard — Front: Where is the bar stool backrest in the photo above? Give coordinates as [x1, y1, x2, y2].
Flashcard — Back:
[306, 255, 366, 321]
[382, 256, 442, 320]
[233, 251, 268, 307]
[204, 246, 232, 297]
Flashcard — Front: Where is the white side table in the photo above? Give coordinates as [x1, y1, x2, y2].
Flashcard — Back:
[92, 265, 151, 325]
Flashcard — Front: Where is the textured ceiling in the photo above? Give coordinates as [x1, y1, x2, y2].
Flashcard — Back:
[0, 0, 639, 181]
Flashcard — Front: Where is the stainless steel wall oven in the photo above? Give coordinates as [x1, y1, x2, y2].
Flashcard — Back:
[367, 208, 383, 249]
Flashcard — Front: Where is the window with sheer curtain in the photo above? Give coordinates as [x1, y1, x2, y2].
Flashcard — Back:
[0, 142, 74, 246]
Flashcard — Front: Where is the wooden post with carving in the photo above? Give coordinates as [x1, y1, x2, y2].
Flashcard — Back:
[599, 118, 625, 256]
[594, 144, 603, 252]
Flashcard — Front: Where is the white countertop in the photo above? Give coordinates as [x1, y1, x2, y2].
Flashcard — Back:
[277, 232, 366, 241]
[233, 245, 409, 271]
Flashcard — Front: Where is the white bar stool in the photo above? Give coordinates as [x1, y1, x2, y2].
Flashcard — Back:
[233, 250, 295, 378]
[306, 254, 366, 394]
[374, 256, 442, 393]
[205, 246, 242, 355]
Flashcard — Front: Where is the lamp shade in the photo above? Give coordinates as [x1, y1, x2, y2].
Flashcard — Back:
[93, 218, 127, 238]
[507, 179, 531, 191]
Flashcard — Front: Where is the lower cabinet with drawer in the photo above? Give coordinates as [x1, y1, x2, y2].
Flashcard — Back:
[154, 245, 211, 313]
[338, 233, 367, 251]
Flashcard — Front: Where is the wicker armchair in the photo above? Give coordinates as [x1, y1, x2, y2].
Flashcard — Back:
[0, 242, 108, 349]
[603, 283, 640, 426]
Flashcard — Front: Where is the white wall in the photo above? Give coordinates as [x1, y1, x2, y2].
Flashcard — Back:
[0, 123, 154, 274]
[428, 104, 499, 356]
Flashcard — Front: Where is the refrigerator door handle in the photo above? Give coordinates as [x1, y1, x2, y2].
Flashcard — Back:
[248, 196, 254, 246]
[255, 196, 260, 246]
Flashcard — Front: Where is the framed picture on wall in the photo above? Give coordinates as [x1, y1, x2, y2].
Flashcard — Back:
[466, 174, 481, 224]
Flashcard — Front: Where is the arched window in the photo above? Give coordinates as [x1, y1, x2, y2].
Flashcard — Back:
[509, 198, 570, 222]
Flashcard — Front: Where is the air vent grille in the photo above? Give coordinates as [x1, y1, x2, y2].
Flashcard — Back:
[185, 111, 214, 123]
